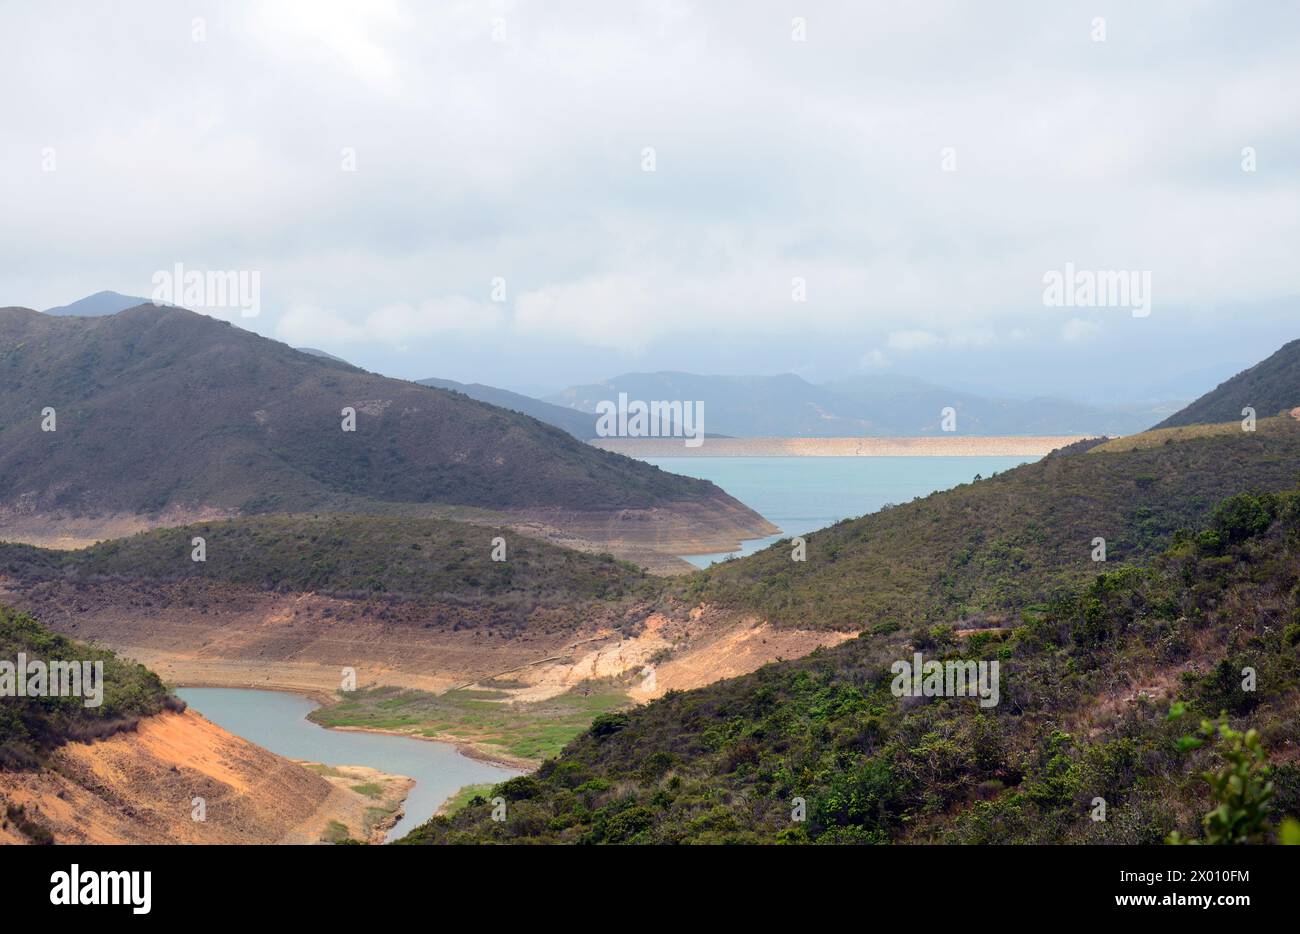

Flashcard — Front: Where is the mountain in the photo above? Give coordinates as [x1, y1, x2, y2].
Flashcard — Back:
[549, 371, 1176, 437]
[296, 347, 354, 366]
[1154, 338, 1300, 429]
[692, 416, 1300, 630]
[0, 305, 772, 563]
[402, 486, 1300, 844]
[418, 376, 598, 440]
[0, 514, 648, 605]
[0, 513, 659, 731]
[402, 341, 1300, 844]
[42, 290, 153, 317]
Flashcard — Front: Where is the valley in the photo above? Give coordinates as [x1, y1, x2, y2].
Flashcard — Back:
[3, 316, 1300, 848]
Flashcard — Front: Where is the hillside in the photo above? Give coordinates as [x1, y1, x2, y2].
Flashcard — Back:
[549, 371, 1174, 438]
[41, 290, 151, 317]
[0, 514, 649, 605]
[402, 489, 1300, 844]
[1155, 338, 1300, 429]
[0, 514, 666, 702]
[0, 305, 771, 562]
[419, 376, 598, 440]
[0, 605, 406, 844]
[0, 604, 176, 769]
[687, 417, 1300, 630]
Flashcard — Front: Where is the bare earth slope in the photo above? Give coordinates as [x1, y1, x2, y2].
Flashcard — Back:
[0, 708, 403, 845]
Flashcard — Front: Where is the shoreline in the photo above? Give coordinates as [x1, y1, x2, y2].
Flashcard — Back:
[325, 724, 536, 771]
[592, 435, 1095, 458]
[175, 680, 538, 773]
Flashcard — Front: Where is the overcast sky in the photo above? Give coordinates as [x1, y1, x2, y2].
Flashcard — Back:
[2, 1, 1297, 400]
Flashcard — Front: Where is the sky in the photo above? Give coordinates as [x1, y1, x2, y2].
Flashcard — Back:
[2, 0, 1298, 401]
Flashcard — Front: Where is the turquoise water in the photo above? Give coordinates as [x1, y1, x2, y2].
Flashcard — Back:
[646, 455, 1036, 566]
[176, 687, 518, 843]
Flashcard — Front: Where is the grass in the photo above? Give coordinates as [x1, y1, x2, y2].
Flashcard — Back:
[1090, 416, 1288, 452]
[439, 783, 495, 817]
[320, 820, 351, 844]
[349, 783, 384, 798]
[309, 679, 634, 763]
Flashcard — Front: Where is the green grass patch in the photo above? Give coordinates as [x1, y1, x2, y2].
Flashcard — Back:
[439, 783, 495, 817]
[310, 680, 632, 762]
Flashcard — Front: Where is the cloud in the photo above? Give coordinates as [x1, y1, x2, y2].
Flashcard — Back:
[886, 330, 940, 352]
[1062, 318, 1102, 342]
[276, 296, 504, 350]
[5, 1, 1299, 386]
[859, 349, 891, 370]
[514, 275, 657, 352]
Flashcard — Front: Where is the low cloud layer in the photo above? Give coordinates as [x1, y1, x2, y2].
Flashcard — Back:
[3, 1, 1297, 395]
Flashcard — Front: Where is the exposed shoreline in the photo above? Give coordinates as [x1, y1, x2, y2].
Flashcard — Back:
[592, 435, 1095, 457]
[175, 680, 538, 772]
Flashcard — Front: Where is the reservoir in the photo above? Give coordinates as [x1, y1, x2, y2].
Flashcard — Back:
[644, 455, 1037, 566]
[176, 687, 519, 843]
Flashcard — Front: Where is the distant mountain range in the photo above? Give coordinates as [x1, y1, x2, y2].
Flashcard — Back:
[42, 290, 153, 317]
[406, 337, 1300, 845]
[545, 371, 1183, 438]
[35, 293, 1188, 439]
[417, 376, 598, 440]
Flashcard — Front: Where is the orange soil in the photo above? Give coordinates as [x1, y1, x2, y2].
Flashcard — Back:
[0, 710, 404, 844]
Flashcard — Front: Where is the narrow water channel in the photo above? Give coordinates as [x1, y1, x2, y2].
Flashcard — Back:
[176, 687, 520, 842]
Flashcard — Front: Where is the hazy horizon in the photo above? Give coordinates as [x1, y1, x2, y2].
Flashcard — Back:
[6, 1, 1299, 402]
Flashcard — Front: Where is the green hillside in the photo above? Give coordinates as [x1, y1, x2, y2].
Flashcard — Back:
[0, 605, 178, 770]
[687, 417, 1300, 630]
[1155, 338, 1300, 429]
[0, 515, 649, 605]
[401, 489, 1300, 844]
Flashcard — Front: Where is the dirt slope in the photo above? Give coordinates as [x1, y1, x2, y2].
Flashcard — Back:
[0, 710, 404, 844]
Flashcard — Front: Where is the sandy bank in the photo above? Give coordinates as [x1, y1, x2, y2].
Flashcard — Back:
[592, 436, 1093, 457]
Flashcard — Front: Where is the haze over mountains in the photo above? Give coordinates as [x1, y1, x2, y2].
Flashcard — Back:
[417, 376, 598, 440]
[547, 371, 1180, 438]
[0, 303, 771, 563]
[42, 290, 152, 317]
[5, 297, 1300, 847]
[1155, 338, 1300, 429]
[42, 294, 1179, 440]
[404, 337, 1300, 845]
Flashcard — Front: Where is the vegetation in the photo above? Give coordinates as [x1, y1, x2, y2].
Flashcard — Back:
[402, 489, 1300, 844]
[1167, 715, 1276, 845]
[0, 514, 650, 605]
[0, 605, 179, 769]
[687, 416, 1300, 629]
[0, 304, 743, 516]
[439, 783, 495, 817]
[4, 803, 53, 844]
[310, 679, 632, 762]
